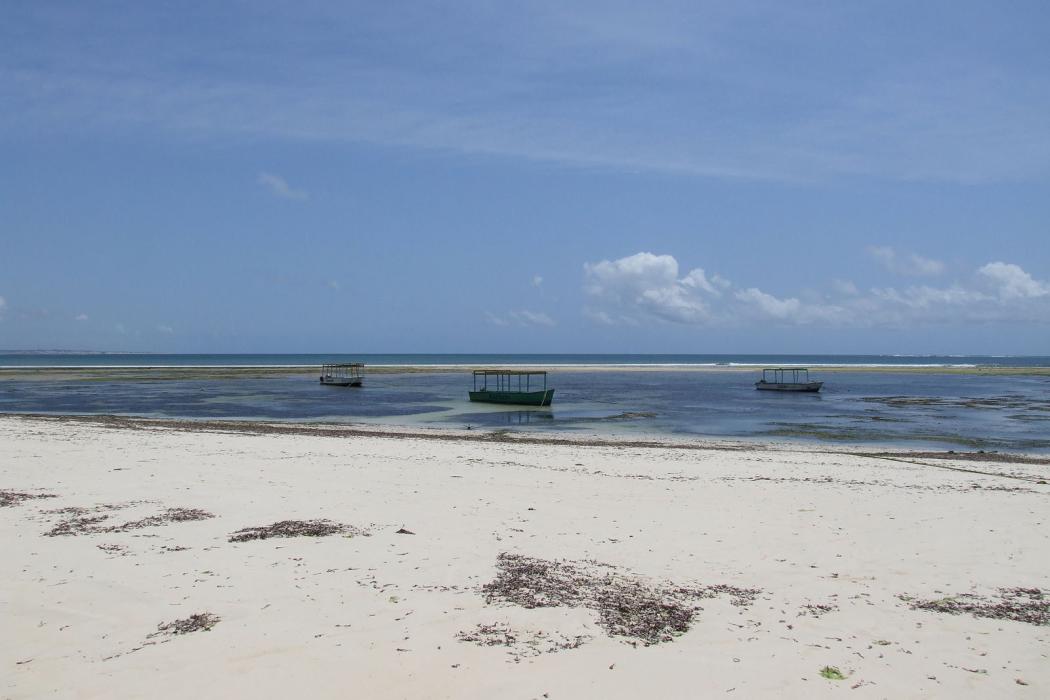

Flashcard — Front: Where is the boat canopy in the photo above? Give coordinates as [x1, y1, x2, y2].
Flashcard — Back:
[472, 369, 547, 392]
[322, 363, 364, 379]
[761, 367, 811, 384]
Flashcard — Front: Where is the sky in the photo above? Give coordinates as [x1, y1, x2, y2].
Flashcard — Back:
[2, 0, 1049, 354]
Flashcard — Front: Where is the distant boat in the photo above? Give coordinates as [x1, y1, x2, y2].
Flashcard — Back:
[755, 367, 823, 392]
[469, 369, 554, 406]
[320, 363, 364, 387]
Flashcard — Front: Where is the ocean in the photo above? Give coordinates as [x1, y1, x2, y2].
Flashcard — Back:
[1, 354, 1048, 452]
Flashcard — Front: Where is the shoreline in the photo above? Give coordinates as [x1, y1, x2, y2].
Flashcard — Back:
[8, 412, 1050, 467]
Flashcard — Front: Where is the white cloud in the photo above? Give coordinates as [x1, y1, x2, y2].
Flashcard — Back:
[327, 280, 341, 291]
[867, 246, 945, 276]
[156, 324, 174, 334]
[532, 275, 544, 288]
[258, 172, 308, 200]
[583, 252, 717, 324]
[0, 296, 6, 318]
[75, 313, 88, 321]
[734, 288, 801, 319]
[512, 310, 555, 326]
[680, 268, 728, 296]
[486, 310, 556, 327]
[583, 251, 1050, 327]
[978, 262, 1049, 300]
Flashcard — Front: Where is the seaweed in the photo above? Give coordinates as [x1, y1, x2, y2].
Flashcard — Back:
[228, 519, 365, 542]
[44, 506, 213, 537]
[150, 612, 221, 636]
[479, 553, 760, 645]
[107, 508, 214, 532]
[903, 587, 1049, 626]
[0, 489, 57, 507]
[456, 623, 589, 659]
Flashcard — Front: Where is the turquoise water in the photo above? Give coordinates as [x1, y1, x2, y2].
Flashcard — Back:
[1, 357, 1049, 452]
[2, 352, 1049, 367]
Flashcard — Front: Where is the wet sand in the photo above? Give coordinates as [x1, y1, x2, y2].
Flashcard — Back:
[2, 414, 1048, 698]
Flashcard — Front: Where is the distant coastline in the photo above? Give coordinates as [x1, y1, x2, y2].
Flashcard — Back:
[0, 349, 152, 355]
[2, 351, 1049, 371]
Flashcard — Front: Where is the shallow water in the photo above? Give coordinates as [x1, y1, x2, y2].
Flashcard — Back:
[2, 369, 1048, 452]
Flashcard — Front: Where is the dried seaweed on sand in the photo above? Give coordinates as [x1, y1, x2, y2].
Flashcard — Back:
[106, 508, 213, 532]
[44, 506, 213, 537]
[456, 623, 589, 659]
[904, 587, 1049, 626]
[1, 490, 57, 507]
[150, 612, 221, 637]
[480, 553, 760, 645]
[228, 519, 366, 542]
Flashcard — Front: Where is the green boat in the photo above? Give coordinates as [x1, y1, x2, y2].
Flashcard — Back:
[469, 370, 554, 406]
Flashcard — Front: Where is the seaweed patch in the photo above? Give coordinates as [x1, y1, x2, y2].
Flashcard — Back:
[479, 553, 760, 645]
[1, 489, 57, 507]
[903, 587, 1049, 626]
[228, 519, 367, 542]
[44, 505, 213, 537]
[456, 623, 590, 660]
[149, 612, 221, 637]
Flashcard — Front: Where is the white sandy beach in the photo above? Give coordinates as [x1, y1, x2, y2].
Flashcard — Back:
[2, 415, 1048, 698]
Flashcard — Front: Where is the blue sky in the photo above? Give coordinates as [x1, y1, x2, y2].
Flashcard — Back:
[2, 1, 1049, 354]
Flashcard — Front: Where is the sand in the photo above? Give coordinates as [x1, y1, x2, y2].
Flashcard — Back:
[2, 414, 1048, 698]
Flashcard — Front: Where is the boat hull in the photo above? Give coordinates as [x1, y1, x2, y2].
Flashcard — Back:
[755, 381, 823, 392]
[320, 378, 362, 387]
[468, 389, 554, 406]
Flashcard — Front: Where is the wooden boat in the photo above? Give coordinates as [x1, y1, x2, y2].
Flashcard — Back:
[469, 370, 554, 406]
[320, 363, 364, 387]
[755, 367, 823, 392]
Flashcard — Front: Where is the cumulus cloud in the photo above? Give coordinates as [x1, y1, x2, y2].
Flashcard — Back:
[867, 246, 945, 276]
[583, 251, 1050, 327]
[258, 172, 308, 200]
[486, 309, 556, 327]
[583, 252, 722, 324]
[734, 288, 801, 319]
[978, 262, 1049, 300]
[75, 313, 89, 321]
[532, 275, 544, 288]
[156, 324, 174, 334]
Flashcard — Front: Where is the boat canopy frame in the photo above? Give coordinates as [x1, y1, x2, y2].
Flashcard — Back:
[472, 369, 547, 392]
[761, 367, 811, 384]
[321, 363, 364, 380]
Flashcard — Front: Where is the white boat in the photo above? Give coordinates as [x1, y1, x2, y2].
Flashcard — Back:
[755, 367, 823, 392]
[320, 363, 364, 387]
